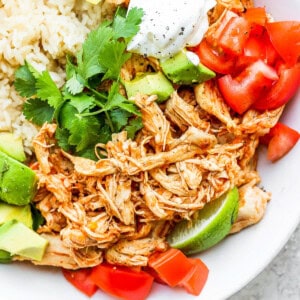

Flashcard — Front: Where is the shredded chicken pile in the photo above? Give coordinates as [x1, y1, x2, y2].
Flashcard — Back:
[15, 0, 284, 269]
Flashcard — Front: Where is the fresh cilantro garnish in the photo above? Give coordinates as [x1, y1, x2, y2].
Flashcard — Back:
[14, 7, 144, 159]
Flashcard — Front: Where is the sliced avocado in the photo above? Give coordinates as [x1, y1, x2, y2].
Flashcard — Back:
[0, 220, 48, 261]
[160, 49, 216, 85]
[0, 132, 26, 162]
[124, 71, 174, 103]
[0, 249, 12, 263]
[0, 202, 33, 228]
[0, 151, 37, 206]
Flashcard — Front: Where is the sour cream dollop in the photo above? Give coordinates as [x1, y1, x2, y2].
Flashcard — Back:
[127, 0, 216, 59]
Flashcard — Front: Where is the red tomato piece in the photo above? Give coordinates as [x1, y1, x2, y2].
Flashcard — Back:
[90, 263, 153, 300]
[194, 39, 237, 74]
[148, 248, 194, 287]
[244, 7, 267, 26]
[178, 258, 209, 296]
[266, 21, 300, 66]
[218, 16, 252, 55]
[263, 123, 300, 162]
[206, 10, 238, 46]
[218, 60, 278, 114]
[253, 63, 300, 110]
[62, 268, 98, 297]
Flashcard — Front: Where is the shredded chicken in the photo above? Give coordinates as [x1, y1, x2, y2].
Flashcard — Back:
[14, 0, 284, 270]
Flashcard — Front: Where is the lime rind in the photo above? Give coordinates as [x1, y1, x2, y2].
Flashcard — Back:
[167, 187, 239, 255]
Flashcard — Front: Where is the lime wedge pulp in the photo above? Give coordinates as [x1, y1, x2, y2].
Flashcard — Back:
[167, 187, 239, 255]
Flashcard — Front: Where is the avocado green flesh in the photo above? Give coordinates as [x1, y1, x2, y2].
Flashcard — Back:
[124, 71, 174, 102]
[0, 249, 12, 263]
[0, 132, 26, 162]
[0, 220, 48, 261]
[160, 50, 215, 85]
[167, 187, 239, 255]
[0, 202, 33, 228]
[0, 151, 37, 205]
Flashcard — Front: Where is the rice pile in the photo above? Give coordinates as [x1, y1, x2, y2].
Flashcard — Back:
[0, 0, 108, 153]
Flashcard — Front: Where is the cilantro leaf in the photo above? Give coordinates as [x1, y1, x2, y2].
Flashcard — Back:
[124, 117, 143, 139]
[65, 74, 85, 95]
[113, 7, 144, 39]
[23, 98, 54, 126]
[110, 108, 132, 132]
[55, 127, 71, 151]
[99, 40, 131, 81]
[14, 62, 37, 97]
[78, 22, 113, 80]
[68, 114, 101, 152]
[35, 71, 63, 108]
[64, 92, 96, 113]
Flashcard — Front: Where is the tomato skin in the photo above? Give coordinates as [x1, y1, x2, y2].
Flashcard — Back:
[195, 39, 237, 74]
[244, 7, 267, 26]
[62, 268, 98, 297]
[218, 60, 278, 114]
[266, 21, 300, 66]
[90, 263, 154, 300]
[178, 258, 209, 296]
[252, 63, 300, 111]
[218, 16, 251, 55]
[148, 248, 209, 296]
[148, 248, 194, 287]
[262, 122, 300, 162]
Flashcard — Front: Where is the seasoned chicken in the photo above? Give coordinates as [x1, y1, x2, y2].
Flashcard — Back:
[230, 180, 271, 233]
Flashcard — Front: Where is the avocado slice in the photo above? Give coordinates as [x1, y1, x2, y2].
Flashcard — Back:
[160, 49, 216, 85]
[0, 249, 12, 263]
[0, 151, 37, 206]
[0, 220, 48, 261]
[0, 202, 33, 228]
[0, 132, 26, 162]
[124, 72, 174, 103]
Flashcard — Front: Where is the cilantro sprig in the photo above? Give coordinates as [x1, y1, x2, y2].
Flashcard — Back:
[14, 7, 143, 160]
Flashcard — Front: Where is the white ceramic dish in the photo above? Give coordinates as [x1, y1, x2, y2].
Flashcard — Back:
[0, 0, 299, 299]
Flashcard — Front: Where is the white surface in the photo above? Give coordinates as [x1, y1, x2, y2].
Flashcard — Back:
[0, 0, 299, 299]
[230, 224, 300, 300]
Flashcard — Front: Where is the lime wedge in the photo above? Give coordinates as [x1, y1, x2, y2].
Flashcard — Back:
[167, 187, 239, 255]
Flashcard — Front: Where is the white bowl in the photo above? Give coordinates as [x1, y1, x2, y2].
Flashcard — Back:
[1, 0, 299, 299]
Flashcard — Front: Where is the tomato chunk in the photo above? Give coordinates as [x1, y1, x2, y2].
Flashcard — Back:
[218, 60, 278, 114]
[262, 123, 300, 162]
[148, 248, 209, 296]
[148, 248, 194, 287]
[243, 7, 267, 26]
[90, 263, 153, 300]
[218, 16, 251, 55]
[194, 39, 237, 74]
[253, 63, 300, 110]
[62, 268, 98, 297]
[178, 258, 209, 296]
[266, 21, 300, 66]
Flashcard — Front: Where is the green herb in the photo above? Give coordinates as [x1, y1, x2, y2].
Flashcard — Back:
[14, 7, 144, 159]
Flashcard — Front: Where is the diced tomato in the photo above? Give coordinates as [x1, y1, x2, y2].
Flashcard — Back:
[218, 16, 252, 55]
[206, 10, 238, 46]
[147, 248, 209, 296]
[194, 39, 237, 74]
[218, 60, 278, 114]
[148, 248, 194, 287]
[62, 268, 98, 297]
[261, 122, 300, 162]
[178, 258, 209, 296]
[266, 21, 300, 66]
[243, 7, 267, 26]
[253, 63, 300, 110]
[90, 263, 153, 300]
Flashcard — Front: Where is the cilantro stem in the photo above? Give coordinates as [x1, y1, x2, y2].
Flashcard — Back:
[90, 89, 107, 105]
